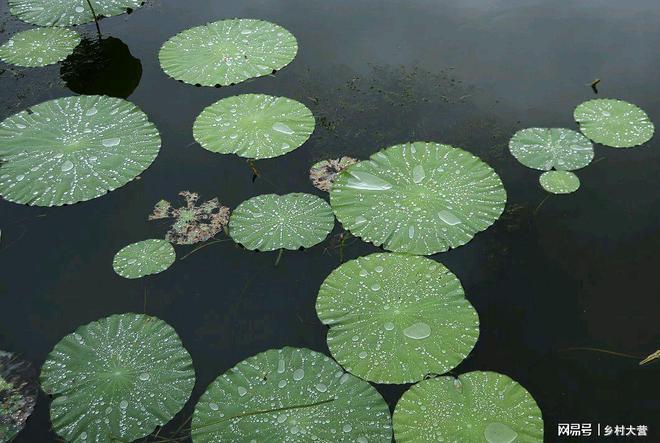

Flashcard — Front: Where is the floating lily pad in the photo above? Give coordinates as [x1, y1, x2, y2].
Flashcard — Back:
[159, 19, 298, 87]
[393, 371, 544, 442]
[0, 28, 81, 67]
[149, 191, 230, 245]
[1, 351, 38, 442]
[0, 95, 161, 206]
[316, 253, 478, 384]
[40, 313, 195, 442]
[191, 347, 392, 442]
[193, 94, 315, 159]
[330, 142, 507, 255]
[229, 193, 335, 251]
[309, 157, 358, 192]
[539, 170, 580, 194]
[113, 239, 175, 279]
[9, 0, 143, 27]
[508, 128, 594, 171]
[574, 99, 654, 148]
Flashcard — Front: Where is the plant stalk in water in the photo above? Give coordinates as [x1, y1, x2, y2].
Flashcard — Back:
[84, 0, 102, 37]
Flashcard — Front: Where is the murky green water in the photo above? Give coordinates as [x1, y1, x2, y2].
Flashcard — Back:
[1, 0, 659, 440]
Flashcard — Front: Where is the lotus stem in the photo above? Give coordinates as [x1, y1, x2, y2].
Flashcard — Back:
[559, 347, 642, 360]
[84, 0, 102, 37]
[274, 248, 283, 266]
[179, 239, 231, 261]
[247, 158, 260, 181]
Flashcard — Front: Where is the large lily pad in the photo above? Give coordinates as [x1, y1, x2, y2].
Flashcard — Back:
[112, 239, 175, 279]
[539, 170, 580, 194]
[393, 371, 544, 442]
[316, 253, 479, 384]
[193, 94, 315, 159]
[191, 347, 392, 442]
[330, 142, 507, 255]
[508, 128, 594, 171]
[1, 351, 38, 442]
[8, 0, 143, 27]
[40, 313, 195, 443]
[0, 28, 81, 67]
[159, 19, 298, 87]
[0, 95, 161, 206]
[229, 193, 335, 251]
[574, 99, 654, 148]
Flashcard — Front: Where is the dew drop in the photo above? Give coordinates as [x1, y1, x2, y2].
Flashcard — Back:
[61, 160, 74, 172]
[119, 400, 128, 409]
[293, 368, 304, 381]
[345, 171, 392, 191]
[209, 402, 219, 411]
[75, 6, 85, 12]
[438, 210, 461, 225]
[102, 138, 121, 147]
[370, 283, 381, 291]
[412, 164, 425, 183]
[138, 373, 150, 381]
[408, 225, 415, 239]
[278, 379, 288, 388]
[358, 351, 368, 359]
[85, 107, 98, 116]
[343, 424, 353, 433]
[272, 122, 294, 135]
[315, 383, 328, 392]
[16, 174, 25, 181]
[238, 386, 248, 396]
[277, 359, 286, 373]
[384, 321, 395, 331]
[484, 422, 519, 443]
[403, 322, 431, 340]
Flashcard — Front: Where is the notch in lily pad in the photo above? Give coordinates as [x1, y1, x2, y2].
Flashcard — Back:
[192, 347, 392, 442]
[316, 253, 479, 384]
[40, 313, 195, 442]
[113, 239, 175, 279]
[330, 142, 507, 255]
[393, 371, 543, 442]
[574, 99, 654, 148]
[159, 19, 298, 87]
[0, 351, 38, 441]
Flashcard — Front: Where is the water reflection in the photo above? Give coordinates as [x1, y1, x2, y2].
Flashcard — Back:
[60, 37, 142, 98]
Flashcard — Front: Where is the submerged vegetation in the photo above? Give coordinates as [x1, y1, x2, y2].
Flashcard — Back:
[0, 351, 37, 441]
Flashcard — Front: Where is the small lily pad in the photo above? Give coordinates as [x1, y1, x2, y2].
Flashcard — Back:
[113, 239, 175, 279]
[229, 193, 335, 251]
[0, 95, 161, 206]
[393, 371, 544, 442]
[149, 191, 230, 245]
[0, 28, 81, 67]
[193, 94, 315, 159]
[159, 19, 298, 87]
[330, 142, 507, 255]
[9, 0, 143, 26]
[191, 347, 392, 442]
[40, 313, 195, 442]
[539, 170, 580, 194]
[508, 128, 594, 171]
[309, 157, 358, 192]
[0, 351, 38, 441]
[574, 99, 654, 148]
[316, 253, 479, 384]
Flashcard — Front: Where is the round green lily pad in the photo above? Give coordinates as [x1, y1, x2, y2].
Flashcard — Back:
[0, 351, 38, 442]
[574, 99, 654, 148]
[539, 170, 580, 194]
[159, 19, 298, 87]
[508, 128, 594, 171]
[113, 239, 175, 279]
[191, 347, 392, 442]
[330, 142, 507, 255]
[193, 94, 315, 159]
[316, 253, 479, 384]
[0, 28, 81, 67]
[9, 0, 143, 27]
[393, 371, 544, 442]
[0, 95, 161, 206]
[40, 313, 195, 443]
[229, 193, 335, 251]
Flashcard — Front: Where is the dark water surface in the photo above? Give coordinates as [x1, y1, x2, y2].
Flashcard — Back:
[1, 0, 659, 441]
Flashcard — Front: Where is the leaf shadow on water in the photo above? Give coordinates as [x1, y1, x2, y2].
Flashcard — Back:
[60, 36, 142, 99]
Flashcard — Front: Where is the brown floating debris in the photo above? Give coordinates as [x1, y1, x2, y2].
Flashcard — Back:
[309, 157, 358, 192]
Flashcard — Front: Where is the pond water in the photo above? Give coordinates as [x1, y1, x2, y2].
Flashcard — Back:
[1, 0, 659, 440]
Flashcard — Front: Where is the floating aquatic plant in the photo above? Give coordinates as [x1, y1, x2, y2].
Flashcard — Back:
[330, 142, 507, 255]
[539, 170, 580, 194]
[0, 351, 37, 442]
[229, 193, 335, 251]
[316, 253, 479, 384]
[0, 28, 81, 68]
[309, 157, 358, 192]
[0, 95, 161, 206]
[193, 94, 315, 159]
[159, 19, 298, 87]
[8, 0, 143, 26]
[191, 347, 392, 442]
[113, 239, 175, 279]
[508, 128, 594, 171]
[574, 99, 654, 148]
[393, 371, 543, 442]
[149, 191, 230, 245]
[40, 313, 195, 442]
